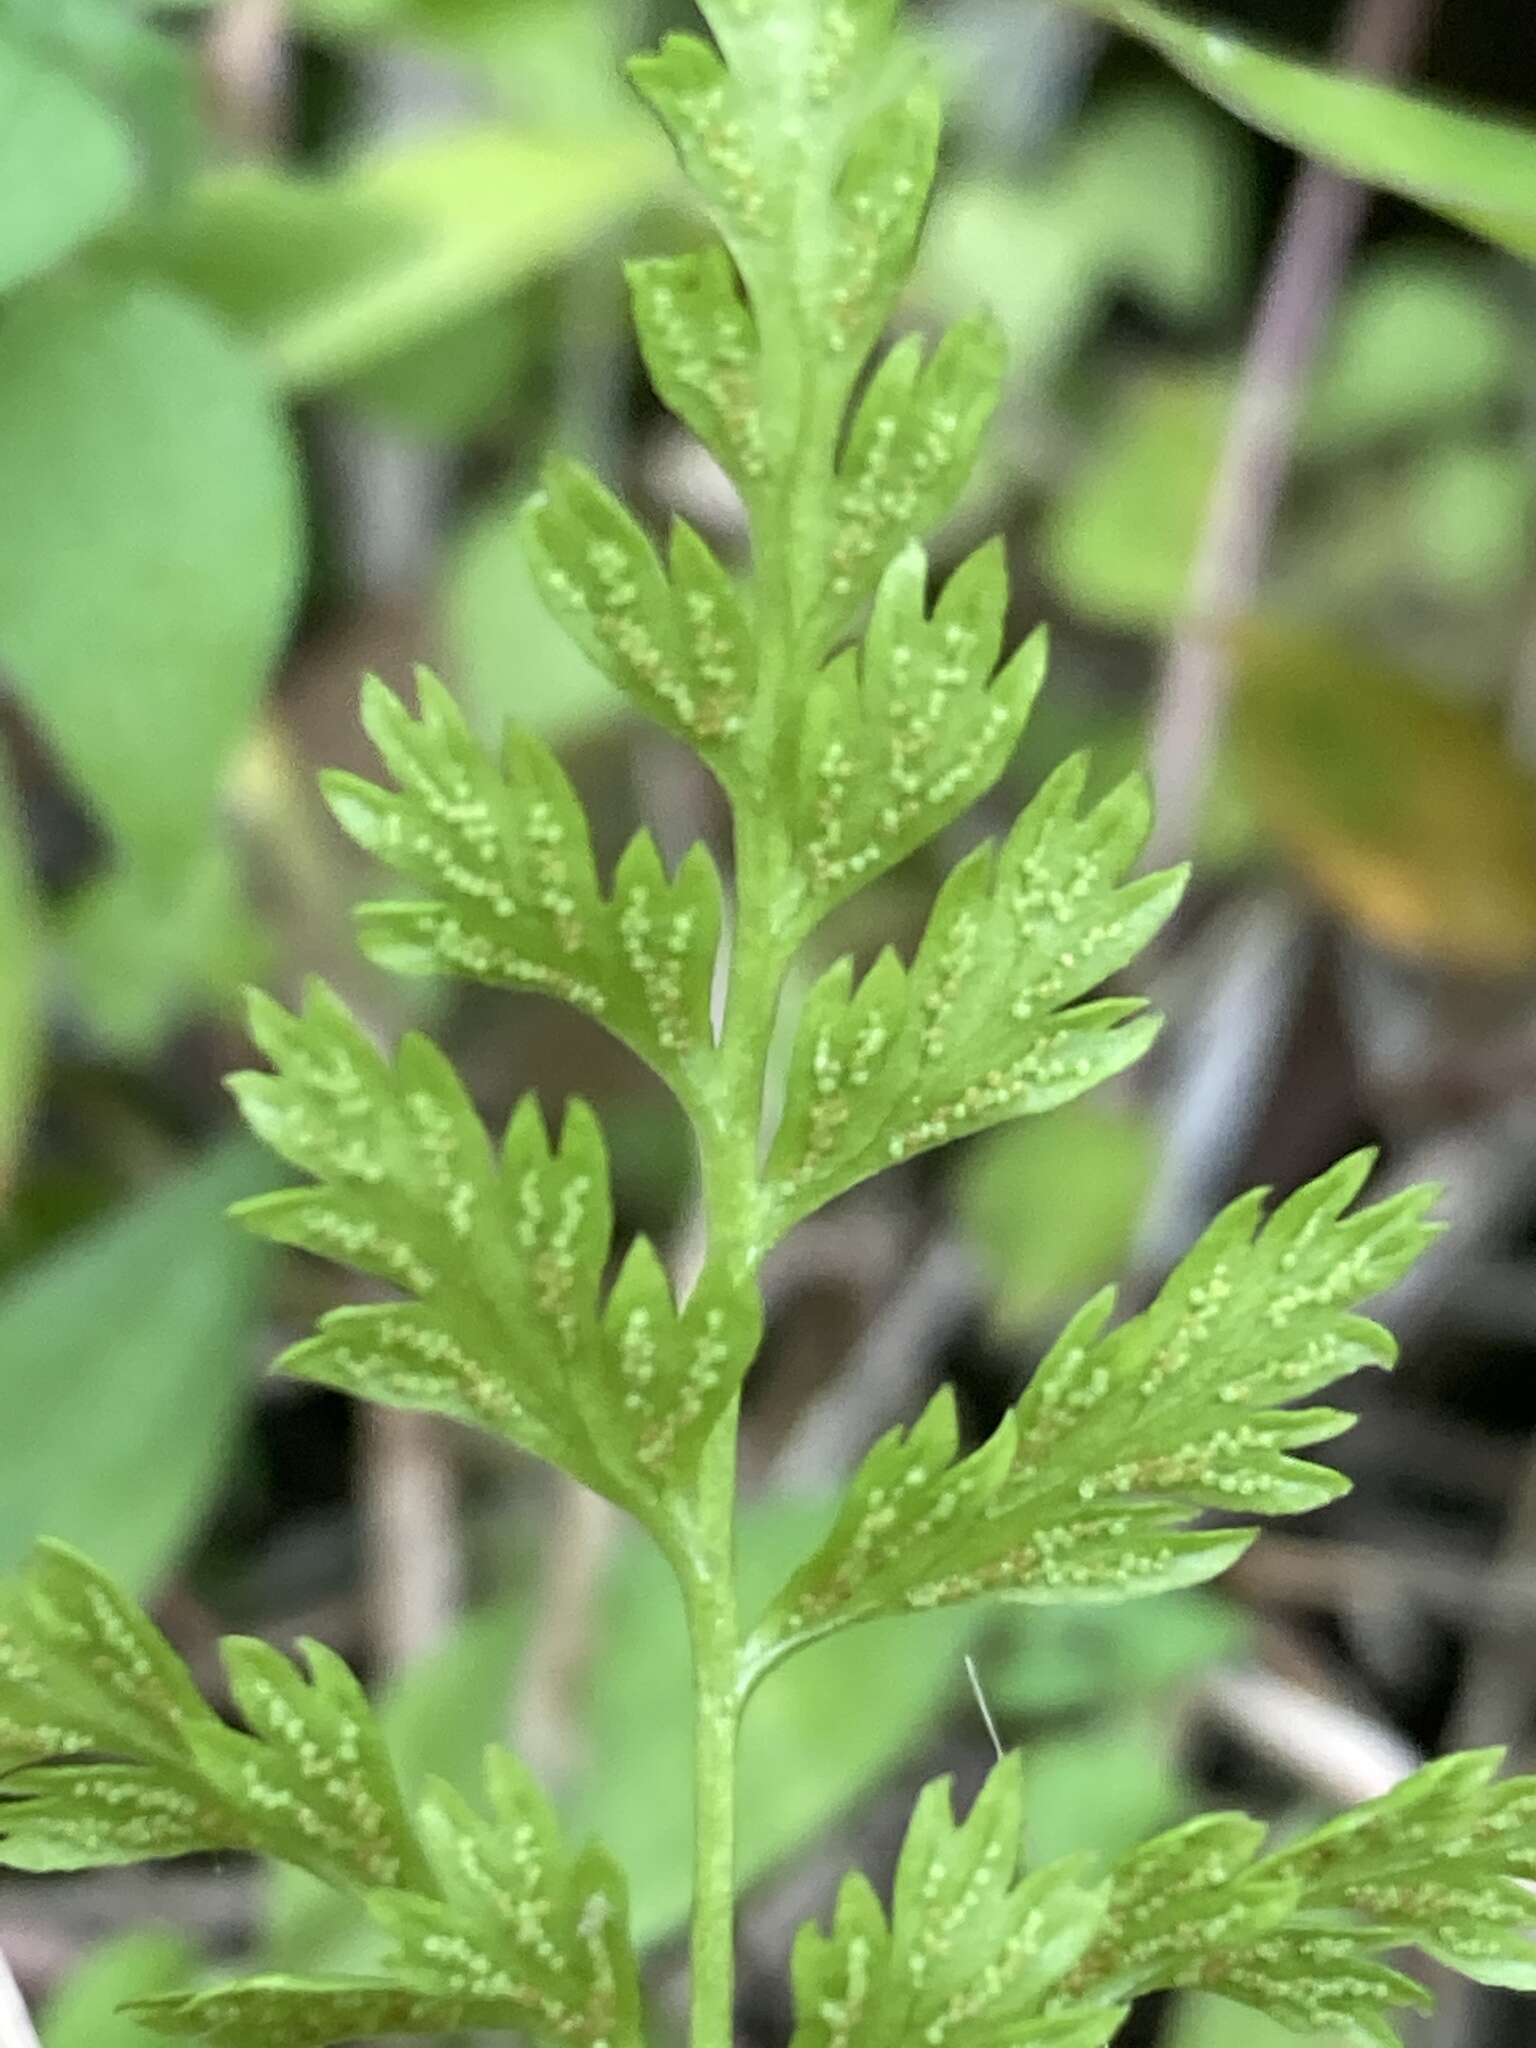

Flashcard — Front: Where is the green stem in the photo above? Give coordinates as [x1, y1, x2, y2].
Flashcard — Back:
[683, 1402, 742, 2048]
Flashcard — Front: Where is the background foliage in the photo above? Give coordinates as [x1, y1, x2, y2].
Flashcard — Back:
[6, 1, 1536, 2044]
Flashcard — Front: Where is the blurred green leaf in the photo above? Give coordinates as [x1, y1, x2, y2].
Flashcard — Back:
[1043, 247, 1522, 633]
[1170, 1994, 1346, 2048]
[338, 295, 534, 436]
[64, 842, 262, 1055]
[1232, 623, 1536, 972]
[1399, 442, 1532, 598]
[1023, 1716, 1182, 1866]
[986, 1594, 1245, 1718]
[1041, 367, 1228, 631]
[1307, 249, 1518, 453]
[444, 494, 622, 746]
[1079, 0, 1536, 264]
[951, 1100, 1155, 1337]
[292, 0, 635, 128]
[1070, 87, 1251, 327]
[0, 277, 301, 887]
[0, 1144, 269, 1593]
[3, 0, 198, 197]
[41, 1929, 199, 2048]
[0, 33, 135, 291]
[0, 761, 40, 1204]
[920, 87, 1247, 378]
[125, 124, 667, 393]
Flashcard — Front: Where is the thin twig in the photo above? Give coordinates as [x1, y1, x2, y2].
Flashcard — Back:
[1143, 0, 1443, 872]
[0, 1949, 41, 2048]
[360, 1407, 462, 1679]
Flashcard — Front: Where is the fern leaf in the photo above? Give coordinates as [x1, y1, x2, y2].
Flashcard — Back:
[789, 1755, 1124, 2048]
[815, 316, 1007, 648]
[747, 1158, 1439, 1668]
[1265, 1748, 1536, 1993]
[783, 542, 1046, 924]
[1048, 1751, 1536, 2041]
[0, 1543, 426, 1892]
[762, 760, 1184, 1236]
[230, 982, 760, 1516]
[628, 244, 766, 493]
[520, 461, 756, 783]
[322, 670, 724, 1103]
[133, 1749, 643, 2048]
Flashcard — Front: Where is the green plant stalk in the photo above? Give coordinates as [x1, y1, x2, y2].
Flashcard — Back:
[684, 801, 798, 2046]
[682, 1407, 742, 2048]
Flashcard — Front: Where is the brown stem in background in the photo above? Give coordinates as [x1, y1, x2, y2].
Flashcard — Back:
[1143, 0, 1443, 872]
[360, 1408, 462, 1678]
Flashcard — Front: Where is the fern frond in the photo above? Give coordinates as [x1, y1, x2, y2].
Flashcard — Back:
[748, 1156, 1440, 1669]
[230, 981, 760, 1523]
[788, 1755, 1125, 2048]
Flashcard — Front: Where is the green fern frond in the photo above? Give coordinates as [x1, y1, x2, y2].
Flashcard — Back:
[229, 980, 760, 1526]
[0, 1542, 426, 1892]
[748, 1155, 1440, 1671]
[788, 1755, 1126, 2048]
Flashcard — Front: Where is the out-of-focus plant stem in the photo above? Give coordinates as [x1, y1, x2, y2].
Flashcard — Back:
[1143, 0, 1443, 873]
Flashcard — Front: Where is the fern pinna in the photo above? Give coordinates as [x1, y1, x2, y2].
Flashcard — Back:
[2, 2, 1530, 2044]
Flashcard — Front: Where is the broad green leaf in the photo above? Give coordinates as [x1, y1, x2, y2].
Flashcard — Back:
[952, 1100, 1156, 1336]
[987, 1593, 1245, 1718]
[123, 124, 667, 392]
[921, 87, 1249, 379]
[0, 760, 40, 1202]
[1306, 249, 1518, 453]
[1043, 254, 1521, 634]
[64, 841, 261, 1056]
[323, 672, 725, 1106]
[0, 1144, 268, 1593]
[1231, 625, 1536, 972]
[1077, 0, 1536, 265]
[0, 278, 301, 888]
[1022, 1718, 1182, 1867]
[0, 34, 134, 290]
[0, 1543, 428, 1892]
[1171, 1998, 1346, 2048]
[789, 1755, 1125, 2048]
[338, 296, 534, 436]
[2, 0, 198, 198]
[41, 1929, 199, 2048]
[444, 494, 621, 744]
[1398, 442, 1532, 599]
[747, 1155, 1439, 1667]
[231, 979, 760, 1517]
[761, 758, 1183, 1240]
[1041, 367, 1229, 633]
